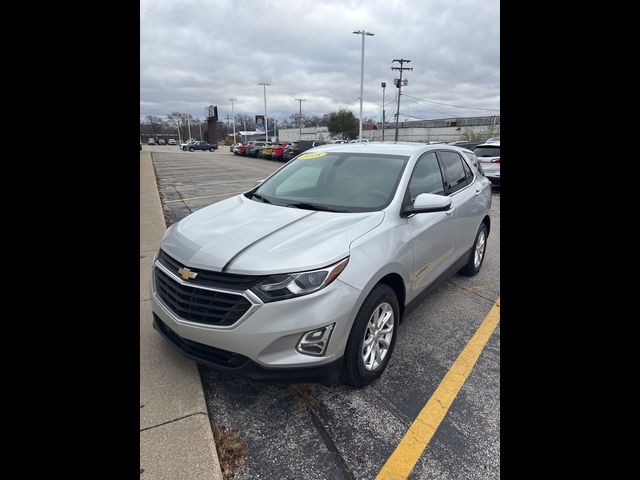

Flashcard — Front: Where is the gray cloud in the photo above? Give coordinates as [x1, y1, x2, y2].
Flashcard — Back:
[141, 0, 499, 122]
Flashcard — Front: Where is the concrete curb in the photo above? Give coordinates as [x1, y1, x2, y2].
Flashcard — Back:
[140, 151, 223, 480]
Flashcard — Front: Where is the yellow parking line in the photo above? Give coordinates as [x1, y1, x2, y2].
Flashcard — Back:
[376, 299, 500, 480]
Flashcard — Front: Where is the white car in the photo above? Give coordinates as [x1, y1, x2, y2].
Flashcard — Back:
[349, 139, 369, 143]
[179, 140, 197, 151]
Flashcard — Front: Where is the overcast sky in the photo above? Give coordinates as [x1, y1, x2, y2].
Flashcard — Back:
[140, 0, 499, 124]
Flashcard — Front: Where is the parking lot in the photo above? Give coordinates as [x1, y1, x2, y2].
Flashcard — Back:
[148, 145, 500, 479]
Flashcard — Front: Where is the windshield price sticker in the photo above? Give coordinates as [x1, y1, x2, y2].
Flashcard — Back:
[298, 151, 327, 160]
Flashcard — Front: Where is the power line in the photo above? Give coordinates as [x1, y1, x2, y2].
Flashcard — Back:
[402, 94, 500, 112]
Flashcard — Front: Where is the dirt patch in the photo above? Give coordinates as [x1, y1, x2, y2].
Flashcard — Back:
[212, 425, 246, 480]
[288, 384, 320, 412]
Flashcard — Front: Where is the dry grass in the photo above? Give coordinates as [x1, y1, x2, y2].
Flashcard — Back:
[288, 384, 320, 412]
[212, 425, 246, 479]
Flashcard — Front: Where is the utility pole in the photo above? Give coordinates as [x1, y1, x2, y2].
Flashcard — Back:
[176, 117, 182, 143]
[381, 82, 386, 142]
[187, 116, 192, 140]
[295, 98, 306, 140]
[225, 114, 232, 138]
[391, 59, 413, 141]
[228, 98, 237, 144]
[198, 118, 202, 140]
[258, 82, 270, 142]
[353, 30, 374, 140]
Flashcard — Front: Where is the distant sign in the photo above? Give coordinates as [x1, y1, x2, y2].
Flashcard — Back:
[255, 115, 265, 133]
[207, 105, 218, 120]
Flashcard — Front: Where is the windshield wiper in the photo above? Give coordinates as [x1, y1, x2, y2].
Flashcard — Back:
[251, 193, 271, 204]
[285, 202, 348, 213]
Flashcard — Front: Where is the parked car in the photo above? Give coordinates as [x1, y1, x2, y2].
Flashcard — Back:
[473, 142, 500, 186]
[238, 142, 255, 156]
[230, 142, 241, 153]
[486, 136, 500, 143]
[158, 139, 166, 145]
[150, 143, 491, 386]
[232, 143, 244, 154]
[168, 139, 177, 145]
[148, 138, 155, 145]
[186, 141, 218, 152]
[331, 140, 347, 144]
[282, 140, 325, 161]
[448, 141, 483, 150]
[245, 141, 267, 157]
[180, 140, 197, 151]
[349, 139, 369, 143]
[260, 143, 276, 159]
[270, 141, 291, 161]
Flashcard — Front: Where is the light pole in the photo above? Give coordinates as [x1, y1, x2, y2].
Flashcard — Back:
[258, 82, 270, 142]
[198, 118, 202, 140]
[381, 82, 386, 142]
[295, 98, 306, 140]
[353, 29, 374, 140]
[229, 98, 237, 143]
[187, 116, 192, 140]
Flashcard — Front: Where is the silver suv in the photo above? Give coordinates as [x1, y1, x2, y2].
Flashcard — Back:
[151, 143, 492, 386]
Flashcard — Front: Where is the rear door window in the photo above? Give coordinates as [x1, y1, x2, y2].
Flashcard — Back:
[438, 150, 470, 194]
[474, 146, 500, 157]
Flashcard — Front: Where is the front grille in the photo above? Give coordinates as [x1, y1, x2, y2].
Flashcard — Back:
[154, 268, 252, 326]
[154, 314, 249, 368]
[157, 250, 264, 290]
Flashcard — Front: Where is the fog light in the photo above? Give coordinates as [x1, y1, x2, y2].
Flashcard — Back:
[296, 324, 335, 356]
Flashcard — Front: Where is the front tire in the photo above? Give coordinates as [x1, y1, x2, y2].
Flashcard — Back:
[189, 147, 194, 152]
[343, 284, 398, 387]
[459, 223, 488, 276]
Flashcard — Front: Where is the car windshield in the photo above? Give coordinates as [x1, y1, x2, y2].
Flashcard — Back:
[252, 152, 409, 212]
[474, 146, 500, 157]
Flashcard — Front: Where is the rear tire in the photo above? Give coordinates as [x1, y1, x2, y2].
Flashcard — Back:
[209, 148, 214, 152]
[189, 147, 194, 152]
[343, 284, 398, 387]
[459, 223, 488, 276]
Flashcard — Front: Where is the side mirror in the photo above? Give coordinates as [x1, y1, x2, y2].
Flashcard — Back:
[404, 193, 452, 215]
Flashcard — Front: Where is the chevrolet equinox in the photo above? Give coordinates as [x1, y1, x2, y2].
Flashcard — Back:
[151, 142, 492, 386]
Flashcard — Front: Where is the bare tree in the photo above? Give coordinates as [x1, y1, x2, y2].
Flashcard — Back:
[145, 115, 165, 137]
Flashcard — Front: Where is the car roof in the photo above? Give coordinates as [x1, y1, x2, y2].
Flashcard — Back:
[302, 141, 469, 156]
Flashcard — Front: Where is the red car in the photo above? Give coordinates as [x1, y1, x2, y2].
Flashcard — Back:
[271, 141, 291, 161]
[238, 142, 254, 156]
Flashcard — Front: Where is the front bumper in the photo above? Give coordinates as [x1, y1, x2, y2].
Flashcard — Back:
[153, 313, 343, 383]
[150, 262, 361, 376]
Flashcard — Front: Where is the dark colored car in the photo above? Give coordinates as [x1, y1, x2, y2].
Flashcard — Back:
[186, 141, 218, 152]
[245, 141, 267, 157]
[271, 141, 291, 161]
[158, 138, 166, 145]
[448, 141, 483, 150]
[282, 140, 326, 161]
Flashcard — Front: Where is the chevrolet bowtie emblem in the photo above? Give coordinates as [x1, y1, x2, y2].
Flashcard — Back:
[178, 267, 198, 280]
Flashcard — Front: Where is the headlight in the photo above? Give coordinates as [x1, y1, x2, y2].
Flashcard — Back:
[251, 257, 349, 302]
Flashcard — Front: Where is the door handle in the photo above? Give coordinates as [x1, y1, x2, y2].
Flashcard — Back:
[446, 206, 456, 215]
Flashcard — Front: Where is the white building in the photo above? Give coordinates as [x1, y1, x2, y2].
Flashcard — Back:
[277, 115, 499, 143]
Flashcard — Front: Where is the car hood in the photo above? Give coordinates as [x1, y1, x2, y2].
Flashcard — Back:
[160, 194, 385, 275]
